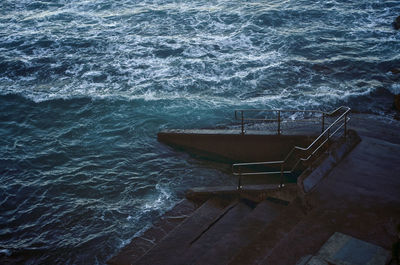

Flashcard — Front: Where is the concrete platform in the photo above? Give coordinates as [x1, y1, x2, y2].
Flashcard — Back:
[109, 114, 400, 265]
[158, 129, 315, 163]
[186, 183, 299, 204]
[186, 184, 279, 202]
[308, 232, 390, 265]
[259, 115, 400, 265]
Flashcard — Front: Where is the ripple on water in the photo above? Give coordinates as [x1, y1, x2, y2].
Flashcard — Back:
[1, 0, 400, 264]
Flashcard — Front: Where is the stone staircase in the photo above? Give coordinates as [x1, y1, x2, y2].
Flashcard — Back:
[115, 193, 391, 265]
[227, 197, 306, 265]
[106, 199, 197, 265]
[108, 195, 309, 265]
[108, 126, 368, 265]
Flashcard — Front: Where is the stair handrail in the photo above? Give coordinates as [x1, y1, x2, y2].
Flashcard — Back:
[232, 106, 351, 190]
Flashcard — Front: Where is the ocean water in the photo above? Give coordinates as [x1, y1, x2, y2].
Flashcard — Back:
[0, 0, 399, 264]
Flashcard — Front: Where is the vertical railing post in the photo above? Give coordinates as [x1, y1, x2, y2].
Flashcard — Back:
[277, 110, 281, 135]
[327, 127, 330, 147]
[322, 113, 325, 133]
[280, 163, 283, 188]
[241, 111, 244, 136]
[237, 167, 242, 191]
[344, 112, 348, 137]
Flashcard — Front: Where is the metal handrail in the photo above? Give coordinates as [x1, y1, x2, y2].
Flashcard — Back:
[233, 106, 351, 190]
[234, 106, 347, 135]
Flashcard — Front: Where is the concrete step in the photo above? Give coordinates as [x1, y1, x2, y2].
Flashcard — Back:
[107, 199, 197, 265]
[258, 209, 319, 265]
[186, 184, 281, 204]
[187, 183, 299, 204]
[294, 232, 391, 265]
[193, 199, 286, 265]
[174, 201, 254, 265]
[228, 197, 307, 265]
[295, 255, 313, 265]
[133, 198, 235, 265]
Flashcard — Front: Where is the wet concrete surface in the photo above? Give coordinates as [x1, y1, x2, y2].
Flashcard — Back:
[109, 113, 400, 265]
[259, 114, 400, 265]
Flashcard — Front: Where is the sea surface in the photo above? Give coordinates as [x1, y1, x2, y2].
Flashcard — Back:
[1, 0, 399, 264]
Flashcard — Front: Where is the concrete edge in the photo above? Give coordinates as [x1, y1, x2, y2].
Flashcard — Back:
[297, 129, 361, 195]
[185, 183, 299, 204]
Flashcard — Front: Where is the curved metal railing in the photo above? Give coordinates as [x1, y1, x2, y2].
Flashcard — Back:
[232, 106, 351, 190]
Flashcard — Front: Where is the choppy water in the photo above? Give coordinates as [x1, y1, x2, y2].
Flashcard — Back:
[1, 0, 399, 264]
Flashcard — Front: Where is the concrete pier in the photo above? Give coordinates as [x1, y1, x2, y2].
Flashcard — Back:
[108, 114, 400, 265]
[158, 129, 316, 163]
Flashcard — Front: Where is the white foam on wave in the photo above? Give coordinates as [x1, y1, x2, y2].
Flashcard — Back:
[1, 0, 397, 114]
[389, 84, 400, 95]
[0, 36, 285, 104]
[0, 249, 12, 256]
[1, 0, 287, 105]
[117, 223, 152, 249]
[142, 183, 172, 213]
[0, 78, 376, 114]
[99, 1, 228, 19]
[240, 82, 378, 111]
[82, 71, 104, 78]
[313, 85, 373, 99]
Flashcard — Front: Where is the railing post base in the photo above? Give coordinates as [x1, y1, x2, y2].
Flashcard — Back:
[277, 110, 281, 135]
[237, 171, 242, 191]
[241, 111, 245, 136]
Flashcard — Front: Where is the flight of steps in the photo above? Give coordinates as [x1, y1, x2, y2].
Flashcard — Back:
[111, 195, 308, 265]
[107, 199, 198, 265]
[228, 197, 306, 265]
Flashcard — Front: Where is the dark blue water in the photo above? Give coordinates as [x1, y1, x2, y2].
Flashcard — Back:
[1, 0, 399, 264]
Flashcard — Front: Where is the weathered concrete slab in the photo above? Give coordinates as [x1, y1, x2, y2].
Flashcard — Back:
[134, 198, 236, 265]
[195, 200, 285, 265]
[175, 202, 253, 265]
[228, 197, 307, 265]
[302, 155, 335, 193]
[304, 256, 329, 265]
[186, 184, 279, 202]
[107, 199, 197, 265]
[298, 129, 361, 193]
[110, 114, 400, 265]
[160, 128, 319, 136]
[260, 127, 400, 265]
[158, 129, 315, 163]
[186, 183, 298, 204]
[296, 255, 314, 265]
[349, 114, 400, 144]
[312, 232, 390, 265]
